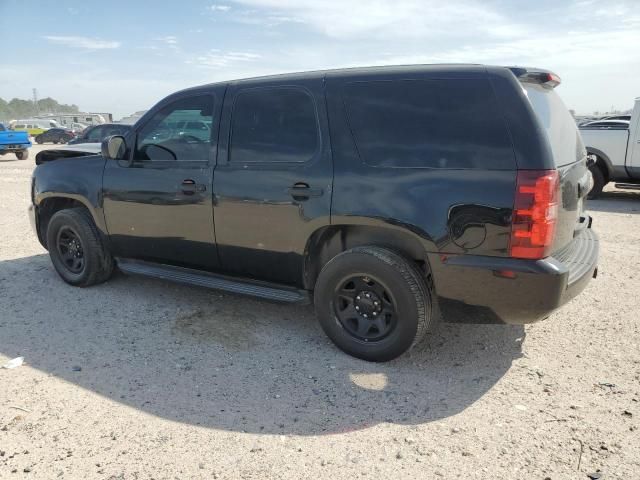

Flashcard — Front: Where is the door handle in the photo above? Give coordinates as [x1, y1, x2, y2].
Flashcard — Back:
[181, 179, 206, 195]
[287, 183, 323, 200]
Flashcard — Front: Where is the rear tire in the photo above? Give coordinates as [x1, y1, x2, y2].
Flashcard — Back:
[15, 150, 28, 160]
[46, 208, 114, 287]
[588, 163, 605, 199]
[314, 246, 432, 362]
[35, 136, 43, 144]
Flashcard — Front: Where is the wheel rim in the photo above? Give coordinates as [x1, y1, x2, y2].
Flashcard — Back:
[333, 274, 397, 342]
[56, 226, 85, 274]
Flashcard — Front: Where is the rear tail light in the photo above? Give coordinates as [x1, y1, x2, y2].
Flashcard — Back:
[510, 170, 560, 260]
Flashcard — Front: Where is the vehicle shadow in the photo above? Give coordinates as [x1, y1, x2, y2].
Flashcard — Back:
[0, 254, 524, 436]
[588, 188, 640, 214]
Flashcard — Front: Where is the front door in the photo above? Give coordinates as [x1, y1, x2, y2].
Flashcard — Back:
[213, 79, 333, 286]
[102, 90, 222, 269]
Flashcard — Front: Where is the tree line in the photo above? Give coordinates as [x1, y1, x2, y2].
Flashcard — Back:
[0, 97, 80, 121]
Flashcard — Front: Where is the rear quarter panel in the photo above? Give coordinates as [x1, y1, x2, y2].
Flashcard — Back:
[325, 68, 517, 258]
[580, 128, 630, 168]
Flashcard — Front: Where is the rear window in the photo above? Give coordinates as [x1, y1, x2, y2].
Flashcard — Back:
[523, 84, 585, 166]
[343, 79, 515, 169]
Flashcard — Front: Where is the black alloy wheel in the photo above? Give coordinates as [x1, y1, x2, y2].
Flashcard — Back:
[56, 226, 85, 274]
[334, 274, 397, 342]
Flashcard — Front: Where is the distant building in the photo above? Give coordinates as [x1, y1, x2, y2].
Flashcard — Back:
[35, 112, 112, 127]
[118, 110, 147, 125]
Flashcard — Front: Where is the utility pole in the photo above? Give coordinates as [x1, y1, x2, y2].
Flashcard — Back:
[32, 88, 39, 115]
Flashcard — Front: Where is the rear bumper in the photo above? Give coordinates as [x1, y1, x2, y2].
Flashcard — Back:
[430, 228, 599, 324]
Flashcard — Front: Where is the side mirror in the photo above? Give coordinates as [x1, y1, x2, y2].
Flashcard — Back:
[101, 135, 127, 161]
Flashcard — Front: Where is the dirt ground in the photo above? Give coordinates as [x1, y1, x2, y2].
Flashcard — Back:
[1, 144, 639, 479]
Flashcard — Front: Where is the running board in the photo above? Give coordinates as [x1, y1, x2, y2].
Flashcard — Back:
[116, 259, 311, 304]
[614, 183, 640, 191]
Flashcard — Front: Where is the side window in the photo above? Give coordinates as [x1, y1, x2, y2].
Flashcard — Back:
[87, 127, 103, 141]
[230, 87, 318, 163]
[135, 95, 214, 162]
[343, 79, 515, 169]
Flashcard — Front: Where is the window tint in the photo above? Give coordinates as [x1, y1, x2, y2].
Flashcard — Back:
[86, 126, 102, 141]
[135, 95, 214, 162]
[343, 79, 514, 169]
[230, 87, 318, 163]
[524, 84, 585, 166]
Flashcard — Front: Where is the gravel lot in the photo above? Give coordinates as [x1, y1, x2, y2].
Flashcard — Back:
[1, 144, 639, 479]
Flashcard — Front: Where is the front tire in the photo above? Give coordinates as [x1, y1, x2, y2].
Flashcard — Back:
[15, 150, 28, 160]
[46, 208, 114, 287]
[314, 246, 432, 362]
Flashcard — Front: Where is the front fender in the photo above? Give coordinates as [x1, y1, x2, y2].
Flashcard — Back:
[33, 155, 108, 234]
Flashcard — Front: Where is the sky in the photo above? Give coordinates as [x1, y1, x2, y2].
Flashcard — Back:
[1, 0, 638, 119]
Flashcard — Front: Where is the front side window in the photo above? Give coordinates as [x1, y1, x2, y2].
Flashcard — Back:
[135, 95, 214, 162]
[230, 87, 318, 163]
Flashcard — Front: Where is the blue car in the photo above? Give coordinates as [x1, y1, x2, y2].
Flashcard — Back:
[0, 123, 32, 160]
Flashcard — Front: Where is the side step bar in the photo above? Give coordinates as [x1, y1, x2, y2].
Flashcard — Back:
[116, 259, 311, 304]
[614, 183, 640, 191]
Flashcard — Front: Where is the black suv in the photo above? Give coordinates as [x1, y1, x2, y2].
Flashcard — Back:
[29, 65, 598, 361]
[67, 123, 131, 145]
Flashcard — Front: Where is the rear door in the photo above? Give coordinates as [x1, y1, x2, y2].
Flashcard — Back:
[522, 82, 590, 252]
[213, 78, 332, 286]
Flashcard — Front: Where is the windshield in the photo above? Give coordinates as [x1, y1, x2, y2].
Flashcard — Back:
[523, 84, 585, 167]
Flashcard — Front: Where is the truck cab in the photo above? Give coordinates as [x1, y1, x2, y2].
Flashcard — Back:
[0, 123, 31, 160]
[580, 98, 640, 197]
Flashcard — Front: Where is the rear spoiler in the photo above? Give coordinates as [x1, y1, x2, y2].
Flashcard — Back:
[508, 67, 561, 88]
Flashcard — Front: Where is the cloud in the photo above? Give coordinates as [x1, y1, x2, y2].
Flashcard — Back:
[43, 36, 120, 49]
[186, 50, 262, 68]
[156, 36, 178, 45]
[232, 0, 527, 39]
[210, 4, 231, 11]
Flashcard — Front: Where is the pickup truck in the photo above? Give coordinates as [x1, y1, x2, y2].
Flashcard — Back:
[0, 123, 31, 160]
[580, 98, 640, 197]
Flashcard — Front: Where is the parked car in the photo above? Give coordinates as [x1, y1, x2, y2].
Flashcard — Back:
[67, 123, 131, 145]
[11, 121, 49, 136]
[69, 122, 88, 134]
[600, 114, 631, 122]
[579, 98, 640, 198]
[0, 122, 31, 159]
[34, 128, 76, 144]
[580, 119, 630, 129]
[29, 65, 598, 361]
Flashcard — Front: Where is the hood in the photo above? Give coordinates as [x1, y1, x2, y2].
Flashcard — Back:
[35, 143, 102, 165]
